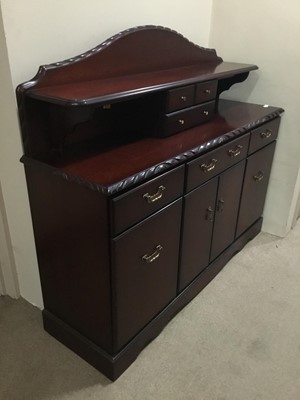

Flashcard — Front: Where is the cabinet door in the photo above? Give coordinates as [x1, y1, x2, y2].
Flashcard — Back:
[178, 178, 218, 292]
[236, 142, 276, 237]
[210, 160, 246, 261]
[113, 199, 182, 350]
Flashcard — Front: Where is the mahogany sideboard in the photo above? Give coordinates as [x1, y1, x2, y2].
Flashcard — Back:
[16, 26, 284, 380]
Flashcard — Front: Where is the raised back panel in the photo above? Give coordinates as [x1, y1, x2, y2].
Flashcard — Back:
[21, 26, 223, 91]
[16, 26, 259, 163]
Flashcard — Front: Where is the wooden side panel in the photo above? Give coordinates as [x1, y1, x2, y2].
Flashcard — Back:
[236, 142, 276, 237]
[24, 164, 113, 353]
[210, 161, 245, 261]
[178, 178, 218, 291]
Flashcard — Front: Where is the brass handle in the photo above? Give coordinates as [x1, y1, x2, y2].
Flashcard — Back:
[143, 185, 166, 204]
[253, 171, 264, 181]
[260, 129, 272, 139]
[201, 158, 217, 172]
[179, 119, 185, 125]
[181, 96, 187, 101]
[205, 89, 211, 94]
[217, 198, 225, 212]
[228, 144, 243, 157]
[205, 206, 214, 222]
[142, 245, 163, 263]
[203, 110, 209, 116]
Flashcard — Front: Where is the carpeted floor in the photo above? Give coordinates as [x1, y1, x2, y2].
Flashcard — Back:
[1, 221, 300, 400]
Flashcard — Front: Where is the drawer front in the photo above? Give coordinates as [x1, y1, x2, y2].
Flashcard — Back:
[248, 117, 280, 154]
[113, 199, 182, 350]
[195, 80, 218, 104]
[165, 85, 195, 113]
[112, 165, 184, 235]
[163, 101, 215, 137]
[186, 133, 250, 192]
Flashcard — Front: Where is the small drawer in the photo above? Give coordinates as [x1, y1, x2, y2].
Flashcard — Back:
[163, 101, 215, 137]
[165, 85, 195, 113]
[248, 117, 280, 155]
[186, 133, 250, 192]
[195, 80, 218, 104]
[111, 165, 185, 235]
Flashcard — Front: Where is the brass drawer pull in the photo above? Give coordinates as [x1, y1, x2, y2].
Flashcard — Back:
[203, 110, 209, 116]
[181, 96, 187, 101]
[204, 89, 211, 94]
[201, 158, 217, 172]
[253, 171, 264, 181]
[142, 245, 163, 263]
[143, 185, 166, 203]
[205, 206, 214, 222]
[228, 144, 243, 157]
[260, 129, 272, 139]
[179, 119, 185, 125]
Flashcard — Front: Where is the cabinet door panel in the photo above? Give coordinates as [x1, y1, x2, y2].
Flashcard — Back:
[113, 199, 182, 350]
[236, 142, 276, 237]
[210, 161, 245, 261]
[178, 178, 218, 292]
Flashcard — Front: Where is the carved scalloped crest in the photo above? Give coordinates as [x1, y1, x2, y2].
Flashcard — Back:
[42, 25, 221, 70]
[17, 25, 223, 94]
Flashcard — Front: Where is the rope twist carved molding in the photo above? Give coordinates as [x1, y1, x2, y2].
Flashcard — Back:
[35, 25, 221, 73]
[16, 25, 223, 98]
[21, 110, 283, 197]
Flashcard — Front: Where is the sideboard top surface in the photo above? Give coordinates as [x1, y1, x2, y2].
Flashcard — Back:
[25, 62, 257, 106]
[44, 100, 283, 195]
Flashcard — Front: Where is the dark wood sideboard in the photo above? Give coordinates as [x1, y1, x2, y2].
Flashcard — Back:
[16, 26, 284, 380]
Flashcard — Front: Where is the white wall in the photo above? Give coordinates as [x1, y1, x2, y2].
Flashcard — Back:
[0, 4, 26, 300]
[210, 0, 300, 237]
[2, 0, 213, 88]
[0, 0, 213, 307]
[0, 182, 20, 297]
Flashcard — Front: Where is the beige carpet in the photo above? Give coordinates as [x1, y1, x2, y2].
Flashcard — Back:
[1, 221, 300, 400]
